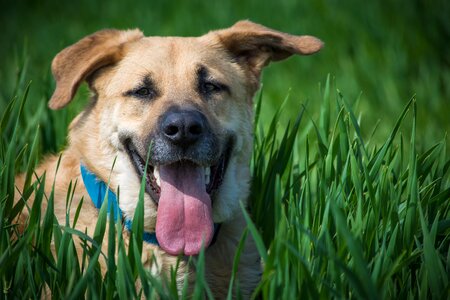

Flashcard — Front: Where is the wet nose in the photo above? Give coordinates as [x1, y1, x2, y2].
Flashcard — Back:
[161, 110, 206, 145]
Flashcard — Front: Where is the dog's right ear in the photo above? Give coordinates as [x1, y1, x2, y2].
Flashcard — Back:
[48, 29, 143, 110]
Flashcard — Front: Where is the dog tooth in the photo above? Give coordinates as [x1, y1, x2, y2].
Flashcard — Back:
[205, 167, 211, 185]
[154, 166, 160, 186]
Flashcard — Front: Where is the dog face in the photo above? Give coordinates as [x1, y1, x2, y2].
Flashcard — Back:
[49, 21, 322, 255]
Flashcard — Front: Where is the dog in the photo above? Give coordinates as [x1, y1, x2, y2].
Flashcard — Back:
[14, 20, 322, 297]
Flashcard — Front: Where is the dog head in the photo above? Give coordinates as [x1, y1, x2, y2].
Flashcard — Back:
[49, 21, 322, 255]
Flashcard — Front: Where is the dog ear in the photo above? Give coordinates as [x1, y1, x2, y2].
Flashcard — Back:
[48, 29, 143, 109]
[214, 20, 323, 78]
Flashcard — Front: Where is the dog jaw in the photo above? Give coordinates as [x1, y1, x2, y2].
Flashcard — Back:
[211, 155, 251, 222]
[116, 153, 159, 230]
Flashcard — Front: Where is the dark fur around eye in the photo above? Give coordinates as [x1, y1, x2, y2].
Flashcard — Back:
[134, 87, 154, 97]
[201, 82, 223, 94]
[197, 66, 229, 98]
[124, 77, 158, 100]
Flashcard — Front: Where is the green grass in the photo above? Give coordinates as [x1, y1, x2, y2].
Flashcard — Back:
[1, 0, 449, 148]
[1, 74, 449, 298]
[249, 78, 449, 299]
[1, 1, 449, 298]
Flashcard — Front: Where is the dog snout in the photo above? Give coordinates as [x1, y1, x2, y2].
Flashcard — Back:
[161, 110, 207, 146]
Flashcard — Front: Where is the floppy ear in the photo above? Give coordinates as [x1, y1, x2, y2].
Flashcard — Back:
[214, 20, 323, 79]
[48, 29, 144, 109]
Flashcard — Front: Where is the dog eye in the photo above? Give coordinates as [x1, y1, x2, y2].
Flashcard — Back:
[134, 87, 153, 97]
[124, 86, 158, 100]
[201, 82, 222, 94]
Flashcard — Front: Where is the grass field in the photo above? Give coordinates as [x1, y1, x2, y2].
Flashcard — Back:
[1, 0, 449, 298]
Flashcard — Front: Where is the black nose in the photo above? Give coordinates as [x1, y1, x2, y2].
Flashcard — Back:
[161, 110, 206, 145]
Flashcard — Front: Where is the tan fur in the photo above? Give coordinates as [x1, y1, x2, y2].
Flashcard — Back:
[14, 20, 322, 298]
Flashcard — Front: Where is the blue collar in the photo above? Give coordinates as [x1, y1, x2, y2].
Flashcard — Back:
[80, 164, 159, 245]
[80, 164, 221, 248]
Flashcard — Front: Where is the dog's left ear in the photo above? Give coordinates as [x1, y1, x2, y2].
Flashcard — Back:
[49, 29, 143, 109]
[213, 20, 323, 78]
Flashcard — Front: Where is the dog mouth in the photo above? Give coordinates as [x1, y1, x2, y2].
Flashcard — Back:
[124, 140, 232, 202]
[124, 139, 232, 255]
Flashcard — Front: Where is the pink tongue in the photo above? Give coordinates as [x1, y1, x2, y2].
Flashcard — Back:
[156, 163, 214, 255]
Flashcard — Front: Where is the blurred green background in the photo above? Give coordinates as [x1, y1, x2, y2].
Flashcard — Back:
[1, 0, 449, 152]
